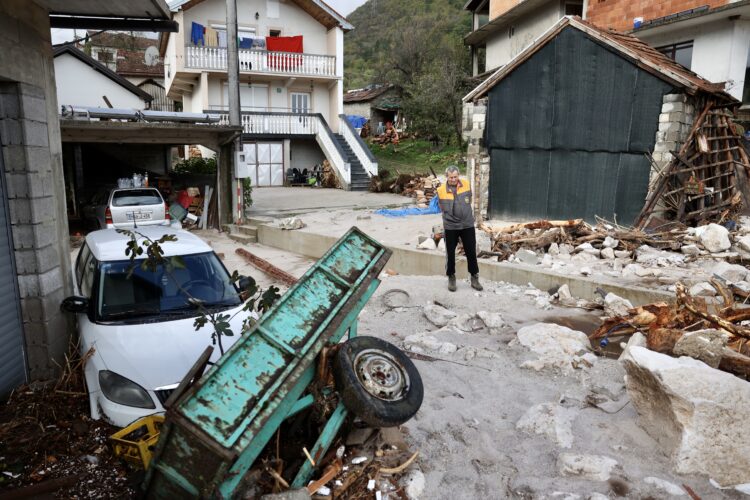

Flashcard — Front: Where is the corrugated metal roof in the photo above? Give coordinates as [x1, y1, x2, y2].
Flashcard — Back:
[465, 16, 736, 103]
[344, 84, 394, 103]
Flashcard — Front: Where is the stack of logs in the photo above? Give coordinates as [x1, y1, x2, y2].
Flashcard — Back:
[371, 172, 441, 205]
[478, 219, 689, 261]
[591, 281, 750, 379]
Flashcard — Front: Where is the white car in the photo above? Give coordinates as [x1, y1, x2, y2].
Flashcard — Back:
[106, 187, 170, 229]
[62, 227, 252, 427]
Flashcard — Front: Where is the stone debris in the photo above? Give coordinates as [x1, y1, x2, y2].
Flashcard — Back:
[278, 217, 306, 230]
[515, 403, 577, 448]
[672, 329, 729, 369]
[516, 249, 540, 265]
[403, 333, 458, 355]
[643, 477, 686, 497]
[621, 346, 750, 486]
[416, 236, 437, 250]
[422, 303, 457, 327]
[516, 323, 592, 374]
[400, 468, 425, 499]
[697, 223, 731, 253]
[603, 293, 633, 318]
[688, 282, 716, 297]
[557, 453, 618, 481]
[476, 311, 506, 333]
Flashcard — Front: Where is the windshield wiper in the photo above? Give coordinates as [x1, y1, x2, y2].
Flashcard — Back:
[102, 308, 160, 319]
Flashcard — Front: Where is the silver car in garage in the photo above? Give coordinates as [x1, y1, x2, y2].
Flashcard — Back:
[106, 188, 170, 229]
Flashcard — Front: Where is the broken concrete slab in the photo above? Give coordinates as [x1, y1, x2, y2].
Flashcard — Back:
[604, 293, 633, 318]
[403, 333, 458, 355]
[476, 310, 506, 333]
[516, 403, 577, 448]
[600, 247, 615, 260]
[516, 249, 540, 265]
[688, 282, 716, 297]
[680, 244, 700, 256]
[417, 237, 437, 251]
[621, 346, 750, 486]
[557, 454, 618, 481]
[708, 260, 749, 284]
[278, 217, 306, 230]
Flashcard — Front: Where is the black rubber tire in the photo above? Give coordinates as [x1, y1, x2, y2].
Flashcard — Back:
[333, 336, 423, 427]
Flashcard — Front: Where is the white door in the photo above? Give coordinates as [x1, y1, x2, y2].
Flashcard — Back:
[244, 142, 284, 187]
[290, 92, 311, 133]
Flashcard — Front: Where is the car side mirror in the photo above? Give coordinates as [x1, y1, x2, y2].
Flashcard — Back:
[237, 276, 251, 291]
[61, 296, 89, 314]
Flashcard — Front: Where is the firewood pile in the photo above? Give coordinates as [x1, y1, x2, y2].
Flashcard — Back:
[636, 102, 750, 229]
[591, 281, 750, 380]
[478, 218, 694, 262]
[321, 160, 341, 189]
[370, 171, 441, 206]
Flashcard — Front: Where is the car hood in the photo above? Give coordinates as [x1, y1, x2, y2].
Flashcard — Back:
[91, 305, 250, 391]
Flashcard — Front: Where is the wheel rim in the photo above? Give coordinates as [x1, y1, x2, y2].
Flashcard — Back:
[353, 348, 410, 401]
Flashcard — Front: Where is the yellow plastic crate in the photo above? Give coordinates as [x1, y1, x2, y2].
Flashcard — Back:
[110, 415, 165, 469]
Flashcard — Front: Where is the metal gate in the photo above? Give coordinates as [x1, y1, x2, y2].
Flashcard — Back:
[242, 142, 284, 187]
[0, 129, 27, 396]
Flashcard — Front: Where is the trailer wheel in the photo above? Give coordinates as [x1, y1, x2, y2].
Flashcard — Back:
[333, 336, 423, 427]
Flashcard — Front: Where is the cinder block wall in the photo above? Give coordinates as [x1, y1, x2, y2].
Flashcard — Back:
[586, 0, 729, 31]
[0, 0, 73, 380]
[650, 93, 697, 182]
[463, 99, 490, 221]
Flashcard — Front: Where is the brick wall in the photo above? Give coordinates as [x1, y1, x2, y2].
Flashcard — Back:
[0, 0, 73, 381]
[586, 0, 730, 31]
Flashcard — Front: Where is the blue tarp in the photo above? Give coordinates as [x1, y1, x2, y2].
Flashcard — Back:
[346, 115, 368, 129]
[375, 195, 441, 218]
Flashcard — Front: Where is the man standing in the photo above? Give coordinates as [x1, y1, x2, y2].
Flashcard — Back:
[436, 166, 482, 292]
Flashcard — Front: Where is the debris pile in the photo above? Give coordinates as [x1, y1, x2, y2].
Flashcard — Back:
[636, 103, 750, 229]
[321, 160, 341, 189]
[371, 172, 441, 206]
[591, 281, 750, 379]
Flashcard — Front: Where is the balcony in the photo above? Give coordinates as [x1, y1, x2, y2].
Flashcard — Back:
[210, 109, 320, 135]
[185, 46, 337, 78]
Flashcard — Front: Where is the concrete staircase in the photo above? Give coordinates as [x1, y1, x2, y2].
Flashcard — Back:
[227, 223, 258, 245]
[333, 133, 370, 191]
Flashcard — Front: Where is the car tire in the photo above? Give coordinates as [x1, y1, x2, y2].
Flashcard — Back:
[333, 336, 423, 427]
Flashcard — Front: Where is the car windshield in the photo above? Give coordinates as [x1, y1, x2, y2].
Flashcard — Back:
[112, 189, 162, 207]
[96, 252, 241, 321]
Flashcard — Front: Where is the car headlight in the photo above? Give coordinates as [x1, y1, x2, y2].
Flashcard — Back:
[98, 370, 155, 409]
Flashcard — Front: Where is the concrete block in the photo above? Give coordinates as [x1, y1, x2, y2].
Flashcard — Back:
[21, 287, 66, 324]
[1, 145, 25, 171]
[662, 102, 685, 113]
[26, 344, 52, 379]
[23, 321, 49, 347]
[658, 122, 671, 132]
[16, 273, 39, 297]
[21, 120, 49, 147]
[658, 113, 670, 123]
[29, 196, 55, 224]
[655, 131, 666, 142]
[13, 248, 37, 274]
[663, 94, 687, 103]
[5, 172, 28, 198]
[8, 197, 31, 224]
[19, 95, 46, 122]
[10, 220, 57, 249]
[667, 112, 686, 123]
[654, 141, 677, 153]
[38, 268, 63, 296]
[0, 93, 20, 119]
[26, 172, 54, 198]
[0, 118, 24, 145]
[666, 130, 684, 142]
[16, 82, 45, 100]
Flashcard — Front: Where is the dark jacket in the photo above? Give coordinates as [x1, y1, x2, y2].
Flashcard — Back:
[437, 179, 475, 230]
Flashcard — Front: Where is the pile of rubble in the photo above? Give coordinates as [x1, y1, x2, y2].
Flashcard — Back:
[370, 172, 441, 205]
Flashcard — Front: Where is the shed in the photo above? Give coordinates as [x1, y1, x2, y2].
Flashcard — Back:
[344, 84, 403, 130]
[464, 16, 736, 224]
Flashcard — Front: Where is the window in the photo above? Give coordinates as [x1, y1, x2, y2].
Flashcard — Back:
[291, 92, 310, 113]
[81, 253, 96, 298]
[564, 2, 583, 16]
[111, 189, 163, 207]
[269, 29, 281, 37]
[657, 41, 694, 69]
[76, 244, 91, 287]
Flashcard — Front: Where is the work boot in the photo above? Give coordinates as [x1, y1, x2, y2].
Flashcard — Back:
[471, 274, 483, 291]
[448, 275, 457, 292]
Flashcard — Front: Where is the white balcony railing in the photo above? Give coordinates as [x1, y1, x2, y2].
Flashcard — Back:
[185, 46, 337, 77]
[213, 111, 351, 187]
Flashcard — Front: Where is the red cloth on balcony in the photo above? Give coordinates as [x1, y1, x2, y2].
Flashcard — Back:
[266, 36, 303, 69]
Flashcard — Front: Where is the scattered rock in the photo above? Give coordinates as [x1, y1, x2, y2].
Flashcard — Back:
[541, 254, 554, 267]
[621, 346, 750, 486]
[688, 282, 716, 297]
[417, 237, 437, 250]
[603, 293, 633, 318]
[681, 244, 700, 256]
[559, 243, 574, 255]
[548, 243, 560, 256]
[475, 230, 493, 253]
[618, 332, 647, 360]
[603, 236, 619, 249]
[400, 469, 425, 499]
[476, 311, 506, 333]
[601, 247, 615, 260]
[738, 235, 750, 253]
[403, 333, 458, 355]
[447, 314, 485, 333]
[698, 223, 731, 253]
[580, 267, 592, 276]
[643, 477, 686, 496]
[516, 249, 540, 265]
[709, 261, 749, 284]
[614, 250, 632, 259]
[673, 329, 729, 368]
[279, 217, 305, 230]
[516, 323, 591, 373]
[516, 403, 577, 448]
[558, 454, 618, 481]
[437, 238, 446, 252]
[423, 303, 457, 327]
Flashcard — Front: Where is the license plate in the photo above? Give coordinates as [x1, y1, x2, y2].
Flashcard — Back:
[127, 212, 152, 221]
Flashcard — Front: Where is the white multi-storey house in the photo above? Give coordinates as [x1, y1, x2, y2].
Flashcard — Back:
[161, 0, 376, 190]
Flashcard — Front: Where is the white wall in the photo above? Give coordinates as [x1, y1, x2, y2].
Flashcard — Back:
[485, 1, 562, 70]
[182, 0, 331, 55]
[290, 139, 325, 171]
[344, 102, 371, 118]
[54, 53, 146, 109]
[637, 18, 750, 101]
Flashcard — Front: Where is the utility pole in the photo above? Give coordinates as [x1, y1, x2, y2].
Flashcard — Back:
[226, 0, 242, 222]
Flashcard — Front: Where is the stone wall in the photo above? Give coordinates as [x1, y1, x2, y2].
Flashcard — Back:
[651, 93, 697, 181]
[463, 99, 490, 221]
[0, 0, 73, 380]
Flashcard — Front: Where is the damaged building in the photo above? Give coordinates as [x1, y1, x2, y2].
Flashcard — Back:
[463, 16, 739, 225]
